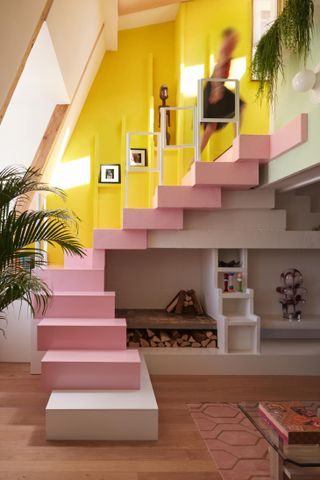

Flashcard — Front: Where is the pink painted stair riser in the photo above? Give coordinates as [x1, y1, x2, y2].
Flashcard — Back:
[154, 186, 222, 209]
[41, 350, 141, 390]
[36, 268, 105, 292]
[182, 161, 259, 188]
[34, 292, 115, 319]
[94, 229, 147, 250]
[64, 248, 105, 270]
[37, 318, 127, 351]
[123, 208, 183, 230]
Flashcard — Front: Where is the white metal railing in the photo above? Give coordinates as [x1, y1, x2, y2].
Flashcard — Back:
[125, 131, 163, 208]
[124, 77, 240, 204]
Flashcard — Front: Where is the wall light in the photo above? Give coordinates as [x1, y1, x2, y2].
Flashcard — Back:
[292, 65, 320, 104]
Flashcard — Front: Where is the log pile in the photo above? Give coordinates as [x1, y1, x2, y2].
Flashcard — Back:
[127, 328, 217, 348]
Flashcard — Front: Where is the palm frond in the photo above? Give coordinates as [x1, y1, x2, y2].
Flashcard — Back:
[0, 267, 51, 317]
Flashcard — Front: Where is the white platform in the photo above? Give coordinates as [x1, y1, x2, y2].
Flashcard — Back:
[261, 314, 320, 339]
[46, 355, 158, 441]
[142, 339, 320, 375]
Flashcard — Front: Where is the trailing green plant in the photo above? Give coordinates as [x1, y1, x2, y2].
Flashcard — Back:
[0, 166, 85, 332]
[252, 0, 314, 102]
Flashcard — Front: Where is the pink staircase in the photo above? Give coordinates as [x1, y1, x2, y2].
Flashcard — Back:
[35, 251, 141, 392]
[36, 114, 308, 397]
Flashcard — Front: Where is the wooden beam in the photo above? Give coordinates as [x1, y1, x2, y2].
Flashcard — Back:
[18, 103, 68, 212]
[0, 0, 54, 124]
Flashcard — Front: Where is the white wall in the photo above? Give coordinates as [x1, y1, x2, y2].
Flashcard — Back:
[248, 249, 320, 316]
[107, 249, 203, 308]
[0, 0, 48, 117]
[47, 0, 104, 99]
[0, 302, 31, 362]
[0, 23, 69, 170]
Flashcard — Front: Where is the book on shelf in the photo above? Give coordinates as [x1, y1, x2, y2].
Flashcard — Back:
[259, 401, 320, 445]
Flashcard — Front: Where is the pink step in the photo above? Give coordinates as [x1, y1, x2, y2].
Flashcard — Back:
[41, 349, 140, 390]
[94, 229, 147, 249]
[36, 268, 105, 292]
[153, 186, 221, 209]
[182, 161, 259, 188]
[216, 136, 270, 164]
[37, 318, 126, 350]
[270, 112, 308, 159]
[64, 249, 105, 270]
[123, 208, 183, 230]
[34, 291, 115, 319]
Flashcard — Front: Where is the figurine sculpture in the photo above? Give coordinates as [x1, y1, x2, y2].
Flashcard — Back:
[158, 84, 171, 145]
[276, 269, 307, 321]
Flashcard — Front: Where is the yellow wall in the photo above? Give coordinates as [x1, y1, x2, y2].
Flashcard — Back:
[176, 0, 269, 172]
[48, 3, 269, 264]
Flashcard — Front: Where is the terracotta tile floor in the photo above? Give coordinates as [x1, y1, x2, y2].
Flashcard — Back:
[189, 403, 271, 480]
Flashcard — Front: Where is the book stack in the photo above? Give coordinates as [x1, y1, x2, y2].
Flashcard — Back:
[259, 401, 320, 444]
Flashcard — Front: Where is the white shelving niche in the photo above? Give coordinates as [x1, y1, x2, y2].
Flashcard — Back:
[212, 248, 260, 354]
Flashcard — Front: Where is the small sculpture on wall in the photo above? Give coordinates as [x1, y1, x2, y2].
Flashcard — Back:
[276, 268, 307, 321]
[158, 84, 171, 145]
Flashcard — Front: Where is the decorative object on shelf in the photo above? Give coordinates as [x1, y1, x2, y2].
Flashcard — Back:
[129, 148, 148, 167]
[252, 0, 315, 102]
[292, 64, 320, 104]
[223, 273, 229, 292]
[252, 0, 278, 80]
[165, 290, 204, 315]
[218, 259, 241, 268]
[99, 164, 121, 184]
[158, 84, 171, 145]
[227, 273, 235, 292]
[236, 272, 243, 292]
[276, 268, 307, 321]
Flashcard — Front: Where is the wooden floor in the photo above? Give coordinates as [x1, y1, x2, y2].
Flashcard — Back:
[0, 364, 320, 480]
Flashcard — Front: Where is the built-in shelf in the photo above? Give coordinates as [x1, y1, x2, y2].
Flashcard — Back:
[218, 267, 245, 273]
[222, 292, 250, 299]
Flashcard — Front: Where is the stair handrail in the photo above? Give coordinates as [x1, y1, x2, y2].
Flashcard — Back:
[197, 77, 240, 161]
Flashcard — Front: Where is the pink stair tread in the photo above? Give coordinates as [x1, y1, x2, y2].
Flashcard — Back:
[64, 248, 105, 270]
[37, 318, 127, 350]
[182, 161, 259, 188]
[41, 349, 141, 390]
[94, 229, 147, 249]
[154, 186, 221, 209]
[123, 208, 183, 230]
[36, 268, 105, 292]
[35, 291, 115, 319]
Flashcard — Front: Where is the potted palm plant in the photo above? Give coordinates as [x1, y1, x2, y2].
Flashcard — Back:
[0, 166, 85, 333]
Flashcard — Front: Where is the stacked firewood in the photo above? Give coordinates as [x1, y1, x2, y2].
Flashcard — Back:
[127, 328, 217, 348]
[166, 290, 204, 315]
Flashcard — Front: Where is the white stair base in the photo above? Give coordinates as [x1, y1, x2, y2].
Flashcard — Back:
[45, 356, 158, 441]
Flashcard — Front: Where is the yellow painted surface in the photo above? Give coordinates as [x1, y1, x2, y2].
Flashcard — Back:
[47, 3, 268, 264]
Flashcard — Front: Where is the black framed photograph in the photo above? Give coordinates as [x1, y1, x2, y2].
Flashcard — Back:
[99, 164, 121, 184]
[130, 148, 148, 167]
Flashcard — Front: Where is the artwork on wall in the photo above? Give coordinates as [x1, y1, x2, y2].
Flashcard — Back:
[130, 148, 148, 167]
[99, 164, 121, 184]
[252, 0, 278, 79]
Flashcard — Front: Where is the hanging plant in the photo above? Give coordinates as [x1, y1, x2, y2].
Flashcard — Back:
[252, 0, 314, 102]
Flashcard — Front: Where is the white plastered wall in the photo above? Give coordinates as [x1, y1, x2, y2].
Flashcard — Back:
[0, 0, 48, 117]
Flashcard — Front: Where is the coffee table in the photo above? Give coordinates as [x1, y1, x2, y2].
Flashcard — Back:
[239, 402, 320, 480]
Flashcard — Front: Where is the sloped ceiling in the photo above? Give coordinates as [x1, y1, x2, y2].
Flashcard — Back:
[119, 0, 184, 15]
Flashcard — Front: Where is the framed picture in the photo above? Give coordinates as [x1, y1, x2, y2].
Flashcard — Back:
[130, 148, 148, 167]
[252, 0, 278, 79]
[99, 164, 121, 184]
